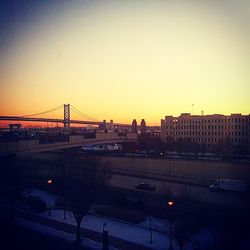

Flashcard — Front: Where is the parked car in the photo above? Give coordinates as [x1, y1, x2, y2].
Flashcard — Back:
[135, 183, 156, 191]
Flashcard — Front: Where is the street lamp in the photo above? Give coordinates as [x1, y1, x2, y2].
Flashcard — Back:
[167, 200, 174, 250]
[47, 179, 52, 216]
[168, 157, 171, 177]
[168, 201, 174, 207]
[149, 214, 153, 243]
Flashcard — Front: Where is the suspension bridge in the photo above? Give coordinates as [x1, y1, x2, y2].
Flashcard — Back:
[0, 104, 131, 128]
[0, 104, 140, 155]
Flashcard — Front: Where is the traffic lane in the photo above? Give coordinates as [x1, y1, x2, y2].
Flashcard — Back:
[109, 174, 248, 208]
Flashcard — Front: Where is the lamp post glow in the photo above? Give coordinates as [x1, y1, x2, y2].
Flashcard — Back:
[47, 179, 52, 216]
[167, 200, 174, 250]
[168, 201, 174, 206]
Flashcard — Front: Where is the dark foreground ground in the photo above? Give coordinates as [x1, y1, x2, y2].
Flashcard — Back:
[0, 220, 89, 250]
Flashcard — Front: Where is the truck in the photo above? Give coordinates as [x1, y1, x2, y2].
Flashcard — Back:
[209, 179, 248, 192]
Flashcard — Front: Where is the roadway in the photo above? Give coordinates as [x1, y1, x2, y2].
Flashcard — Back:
[109, 174, 249, 208]
[19, 150, 249, 209]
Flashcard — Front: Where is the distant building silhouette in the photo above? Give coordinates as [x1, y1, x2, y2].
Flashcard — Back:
[141, 119, 146, 134]
[99, 120, 107, 131]
[106, 120, 114, 132]
[9, 123, 21, 132]
[132, 119, 138, 133]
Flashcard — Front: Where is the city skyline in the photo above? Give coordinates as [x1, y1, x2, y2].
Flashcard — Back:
[1, 105, 250, 128]
[0, 0, 250, 125]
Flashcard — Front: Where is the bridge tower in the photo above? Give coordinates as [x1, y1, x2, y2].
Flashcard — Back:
[64, 104, 70, 130]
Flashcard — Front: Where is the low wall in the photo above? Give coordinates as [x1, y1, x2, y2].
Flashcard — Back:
[98, 156, 250, 185]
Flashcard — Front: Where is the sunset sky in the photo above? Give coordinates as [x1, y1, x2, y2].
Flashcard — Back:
[0, 0, 249, 126]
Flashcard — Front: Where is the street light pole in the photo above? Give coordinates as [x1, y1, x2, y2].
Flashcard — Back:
[169, 220, 172, 250]
[63, 203, 66, 219]
[103, 222, 109, 250]
[167, 200, 174, 250]
[149, 215, 153, 243]
[168, 156, 171, 177]
[47, 179, 52, 216]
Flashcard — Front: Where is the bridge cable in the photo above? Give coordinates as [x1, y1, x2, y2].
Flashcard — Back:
[70, 105, 99, 121]
[71, 105, 98, 121]
[21, 104, 64, 117]
[70, 107, 98, 122]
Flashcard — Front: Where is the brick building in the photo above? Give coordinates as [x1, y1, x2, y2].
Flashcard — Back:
[161, 113, 250, 154]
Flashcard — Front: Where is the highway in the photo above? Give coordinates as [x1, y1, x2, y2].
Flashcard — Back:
[109, 174, 249, 208]
[17, 150, 250, 209]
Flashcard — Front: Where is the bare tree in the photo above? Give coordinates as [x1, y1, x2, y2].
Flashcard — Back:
[65, 179, 92, 242]
[61, 153, 111, 243]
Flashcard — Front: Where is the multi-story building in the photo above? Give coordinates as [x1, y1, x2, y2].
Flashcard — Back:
[161, 113, 250, 154]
